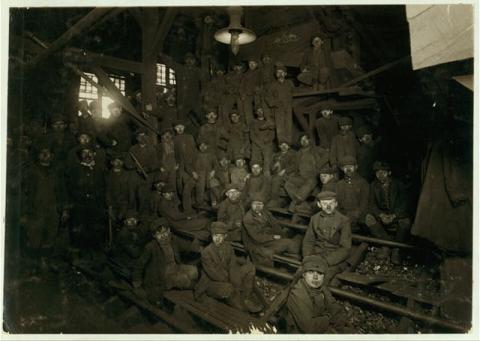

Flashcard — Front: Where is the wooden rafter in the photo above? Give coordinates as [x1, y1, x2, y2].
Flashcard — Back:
[128, 8, 144, 28]
[28, 8, 112, 67]
[152, 8, 178, 53]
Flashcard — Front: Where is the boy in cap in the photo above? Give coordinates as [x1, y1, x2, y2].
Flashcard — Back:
[249, 106, 276, 175]
[23, 144, 68, 264]
[268, 141, 297, 208]
[356, 125, 380, 182]
[49, 113, 76, 168]
[284, 134, 318, 212]
[98, 102, 133, 154]
[243, 195, 302, 266]
[285, 255, 348, 333]
[217, 184, 245, 241]
[157, 184, 210, 242]
[299, 34, 336, 91]
[265, 62, 294, 144]
[197, 109, 229, 158]
[157, 125, 177, 190]
[223, 62, 244, 115]
[329, 116, 359, 170]
[134, 218, 198, 297]
[335, 155, 370, 227]
[259, 53, 275, 86]
[173, 120, 197, 214]
[66, 145, 106, 250]
[315, 108, 339, 150]
[317, 163, 338, 194]
[105, 152, 136, 226]
[365, 161, 410, 264]
[230, 156, 250, 191]
[70, 100, 97, 138]
[202, 68, 227, 123]
[240, 57, 263, 126]
[209, 154, 231, 207]
[125, 127, 160, 215]
[302, 191, 352, 283]
[109, 209, 150, 279]
[195, 222, 262, 313]
[191, 140, 217, 209]
[226, 109, 250, 161]
[243, 162, 272, 206]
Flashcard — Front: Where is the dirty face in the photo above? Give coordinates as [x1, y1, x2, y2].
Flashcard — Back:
[78, 134, 91, 145]
[136, 132, 148, 145]
[155, 226, 170, 241]
[279, 143, 290, 153]
[235, 158, 245, 167]
[166, 95, 176, 106]
[199, 143, 208, 152]
[248, 61, 258, 70]
[275, 69, 286, 79]
[174, 124, 185, 135]
[303, 270, 325, 289]
[162, 191, 175, 201]
[219, 157, 229, 168]
[185, 56, 196, 66]
[262, 55, 271, 64]
[212, 232, 226, 246]
[318, 198, 337, 215]
[230, 113, 240, 123]
[226, 189, 241, 202]
[38, 148, 53, 164]
[111, 158, 124, 169]
[154, 181, 166, 191]
[319, 173, 334, 185]
[215, 70, 225, 77]
[124, 217, 138, 228]
[300, 135, 310, 147]
[360, 134, 373, 144]
[206, 112, 217, 124]
[341, 164, 356, 177]
[340, 124, 352, 133]
[321, 109, 333, 119]
[52, 120, 67, 132]
[375, 169, 391, 184]
[255, 108, 265, 119]
[251, 164, 262, 176]
[80, 149, 95, 163]
[251, 200, 264, 214]
[161, 131, 173, 142]
[233, 65, 243, 73]
[312, 37, 323, 48]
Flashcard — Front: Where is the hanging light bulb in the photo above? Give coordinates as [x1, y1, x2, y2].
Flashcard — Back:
[214, 7, 256, 55]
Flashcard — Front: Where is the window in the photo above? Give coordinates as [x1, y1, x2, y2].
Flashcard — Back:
[78, 72, 125, 119]
[156, 63, 176, 89]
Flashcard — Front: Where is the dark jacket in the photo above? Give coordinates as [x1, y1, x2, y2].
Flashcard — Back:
[302, 210, 351, 265]
[336, 174, 369, 222]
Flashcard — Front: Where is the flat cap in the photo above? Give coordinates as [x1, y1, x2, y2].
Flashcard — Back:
[316, 191, 337, 201]
[373, 161, 391, 171]
[224, 183, 241, 194]
[356, 125, 373, 137]
[302, 255, 328, 273]
[319, 164, 336, 175]
[162, 184, 176, 193]
[275, 62, 287, 72]
[250, 192, 266, 203]
[338, 116, 353, 126]
[123, 208, 138, 220]
[152, 217, 169, 230]
[339, 155, 357, 167]
[210, 221, 228, 234]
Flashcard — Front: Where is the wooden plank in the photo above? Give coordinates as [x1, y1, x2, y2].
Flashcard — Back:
[128, 8, 144, 28]
[64, 47, 144, 74]
[292, 107, 310, 133]
[118, 290, 201, 333]
[28, 8, 111, 67]
[152, 8, 178, 53]
[336, 272, 389, 286]
[339, 56, 410, 87]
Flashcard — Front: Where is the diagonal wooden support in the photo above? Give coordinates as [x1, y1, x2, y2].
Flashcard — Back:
[128, 7, 144, 28]
[28, 8, 112, 67]
[90, 65, 159, 135]
[292, 107, 311, 133]
[152, 8, 178, 53]
[340, 55, 411, 87]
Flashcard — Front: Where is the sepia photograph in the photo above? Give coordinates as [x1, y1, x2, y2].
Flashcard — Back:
[1, 0, 477, 338]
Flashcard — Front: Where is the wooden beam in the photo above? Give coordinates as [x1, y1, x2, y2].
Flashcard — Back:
[141, 9, 160, 113]
[86, 7, 126, 34]
[292, 107, 310, 133]
[64, 47, 144, 74]
[340, 56, 411, 87]
[28, 8, 112, 67]
[304, 98, 378, 113]
[152, 8, 178, 53]
[128, 8, 144, 28]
